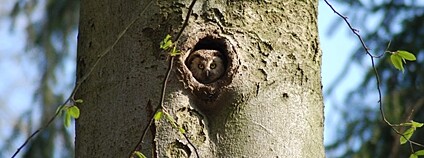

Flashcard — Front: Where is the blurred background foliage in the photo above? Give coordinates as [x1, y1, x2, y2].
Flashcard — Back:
[1, 0, 423, 157]
[0, 0, 79, 157]
[325, 0, 424, 157]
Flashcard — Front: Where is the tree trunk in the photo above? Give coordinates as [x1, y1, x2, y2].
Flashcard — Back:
[75, 0, 324, 157]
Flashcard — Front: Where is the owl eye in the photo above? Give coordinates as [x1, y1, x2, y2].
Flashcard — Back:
[198, 64, 204, 69]
[210, 63, 217, 69]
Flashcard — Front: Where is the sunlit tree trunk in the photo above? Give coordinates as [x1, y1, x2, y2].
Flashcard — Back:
[75, 0, 324, 157]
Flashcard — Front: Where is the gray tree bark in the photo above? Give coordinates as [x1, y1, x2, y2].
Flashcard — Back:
[75, 0, 324, 158]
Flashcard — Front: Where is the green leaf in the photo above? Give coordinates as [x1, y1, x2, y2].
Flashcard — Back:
[410, 154, 418, 158]
[178, 126, 186, 134]
[397, 50, 416, 61]
[411, 121, 424, 128]
[164, 112, 178, 129]
[154, 110, 163, 121]
[64, 112, 71, 127]
[75, 99, 84, 103]
[164, 112, 174, 123]
[160, 34, 173, 50]
[390, 54, 404, 72]
[134, 151, 147, 158]
[400, 127, 415, 144]
[415, 150, 424, 156]
[169, 45, 180, 56]
[68, 106, 80, 118]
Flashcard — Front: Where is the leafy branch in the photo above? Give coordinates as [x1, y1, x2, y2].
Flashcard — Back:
[129, 0, 199, 158]
[324, 0, 424, 156]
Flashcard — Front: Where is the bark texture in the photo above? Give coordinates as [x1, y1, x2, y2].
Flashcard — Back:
[76, 0, 324, 157]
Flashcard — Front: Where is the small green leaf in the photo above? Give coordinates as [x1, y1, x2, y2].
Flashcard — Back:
[154, 110, 163, 121]
[133, 151, 147, 158]
[169, 45, 180, 56]
[64, 112, 71, 127]
[164, 112, 175, 123]
[164, 112, 179, 129]
[170, 50, 177, 56]
[415, 150, 424, 156]
[397, 50, 416, 61]
[411, 121, 423, 128]
[75, 99, 84, 103]
[68, 106, 80, 118]
[160, 34, 173, 50]
[390, 54, 404, 72]
[163, 34, 171, 41]
[410, 154, 418, 158]
[400, 127, 415, 144]
[164, 41, 173, 49]
[178, 126, 186, 134]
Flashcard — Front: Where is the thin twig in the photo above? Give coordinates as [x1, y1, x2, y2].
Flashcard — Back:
[12, 100, 69, 158]
[323, 0, 424, 151]
[323, 0, 387, 59]
[183, 133, 200, 156]
[130, 0, 200, 158]
[323, 0, 392, 126]
[129, 57, 175, 158]
[175, 0, 197, 42]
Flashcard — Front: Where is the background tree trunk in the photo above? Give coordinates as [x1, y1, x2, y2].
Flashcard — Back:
[75, 0, 324, 157]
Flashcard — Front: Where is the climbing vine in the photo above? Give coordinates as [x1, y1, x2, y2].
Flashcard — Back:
[324, 0, 424, 157]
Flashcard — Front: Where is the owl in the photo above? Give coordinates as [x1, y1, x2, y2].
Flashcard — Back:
[187, 49, 225, 84]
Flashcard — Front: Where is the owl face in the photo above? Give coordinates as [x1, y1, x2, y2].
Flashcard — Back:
[188, 50, 225, 84]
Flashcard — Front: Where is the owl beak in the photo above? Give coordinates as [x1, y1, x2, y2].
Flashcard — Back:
[205, 70, 210, 77]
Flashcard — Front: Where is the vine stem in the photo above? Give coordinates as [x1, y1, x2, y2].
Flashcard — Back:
[130, 0, 199, 158]
[323, 0, 424, 151]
